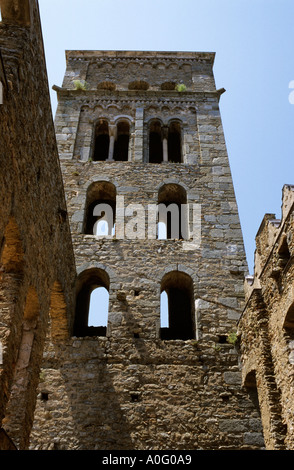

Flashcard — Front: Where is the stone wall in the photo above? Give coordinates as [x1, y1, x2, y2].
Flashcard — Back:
[29, 51, 264, 450]
[239, 185, 294, 449]
[0, 0, 76, 449]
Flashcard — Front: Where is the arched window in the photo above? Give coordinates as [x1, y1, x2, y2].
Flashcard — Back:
[244, 370, 260, 410]
[277, 234, 291, 270]
[73, 268, 110, 337]
[149, 120, 163, 163]
[161, 82, 176, 90]
[128, 80, 149, 90]
[114, 121, 130, 161]
[160, 271, 195, 340]
[168, 121, 182, 163]
[93, 120, 110, 161]
[97, 81, 116, 91]
[83, 181, 116, 236]
[157, 183, 188, 239]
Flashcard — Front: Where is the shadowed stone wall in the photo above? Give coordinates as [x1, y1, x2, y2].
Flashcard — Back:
[0, 0, 76, 449]
[239, 185, 294, 450]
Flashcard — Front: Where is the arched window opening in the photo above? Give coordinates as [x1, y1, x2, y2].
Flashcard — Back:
[114, 121, 130, 161]
[277, 234, 291, 269]
[168, 121, 182, 163]
[83, 181, 116, 236]
[157, 184, 188, 239]
[161, 81, 176, 90]
[97, 81, 116, 91]
[93, 120, 109, 161]
[160, 271, 195, 340]
[244, 370, 261, 412]
[149, 120, 163, 163]
[73, 268, 110, 337]
[128, 80, 149, 91]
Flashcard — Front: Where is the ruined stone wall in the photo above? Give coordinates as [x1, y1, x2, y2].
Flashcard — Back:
[29, 51, 264, 450]
[0, 0, 76, 449]
[239, 185, 294, 449]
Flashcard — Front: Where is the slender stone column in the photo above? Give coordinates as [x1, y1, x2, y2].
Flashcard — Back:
[162, 126, 169, 162]
[107, 125, 117, 161]
[134, 108, 144, 162]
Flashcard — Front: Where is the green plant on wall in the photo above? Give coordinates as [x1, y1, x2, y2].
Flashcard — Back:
[175, 83, 187, 92]
[226, 331, 238, 346]
[73, 79, 89, 91]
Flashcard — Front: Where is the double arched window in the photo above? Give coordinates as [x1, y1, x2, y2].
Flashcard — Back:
[149, 120, 182, 163]
[90, 117, 183, 163]
[93, 119, 130, 162]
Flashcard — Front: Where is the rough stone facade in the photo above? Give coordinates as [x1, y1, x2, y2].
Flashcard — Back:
[0, 0, 76, 450]
[239, 185, 294, 450]
[5, 0, 294, 452]
[28, 50, 265, 450]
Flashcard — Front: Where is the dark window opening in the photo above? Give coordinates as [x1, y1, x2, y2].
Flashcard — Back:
[161, 81, 176, 90]
[128, 80, 149, 90]
[73, 268, 109, 337]
[168, 121, 182, 163]
[278, 235, 291, 269]
[149, 120, 163, 163]
[93, 120, 109, 161]
[41, 392, 49, 402]
[244, 370, 260, 411]
[218, 335, 228, 344]
[114, 121, 130, 161]
[157, 184, 188, 240]
[83, 181, 116, 236]
[130, 393, 141, 402]
[160, 271, 195, 340]
[97, 81, 116, 91]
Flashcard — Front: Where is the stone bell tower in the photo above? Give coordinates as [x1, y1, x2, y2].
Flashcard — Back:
[30, 51, 264, 450]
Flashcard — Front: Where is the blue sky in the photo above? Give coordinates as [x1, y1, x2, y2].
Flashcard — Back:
[39, 0, 294, 273]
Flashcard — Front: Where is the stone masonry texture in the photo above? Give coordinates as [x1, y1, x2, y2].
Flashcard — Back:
[239, 185, 294, 450]
[28, 50, 265, 450]
[0, 0, 76, 450]
[4, 0, 294, 453]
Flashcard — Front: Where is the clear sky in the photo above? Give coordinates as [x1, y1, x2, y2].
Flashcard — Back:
[38, 0, 294, 273]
